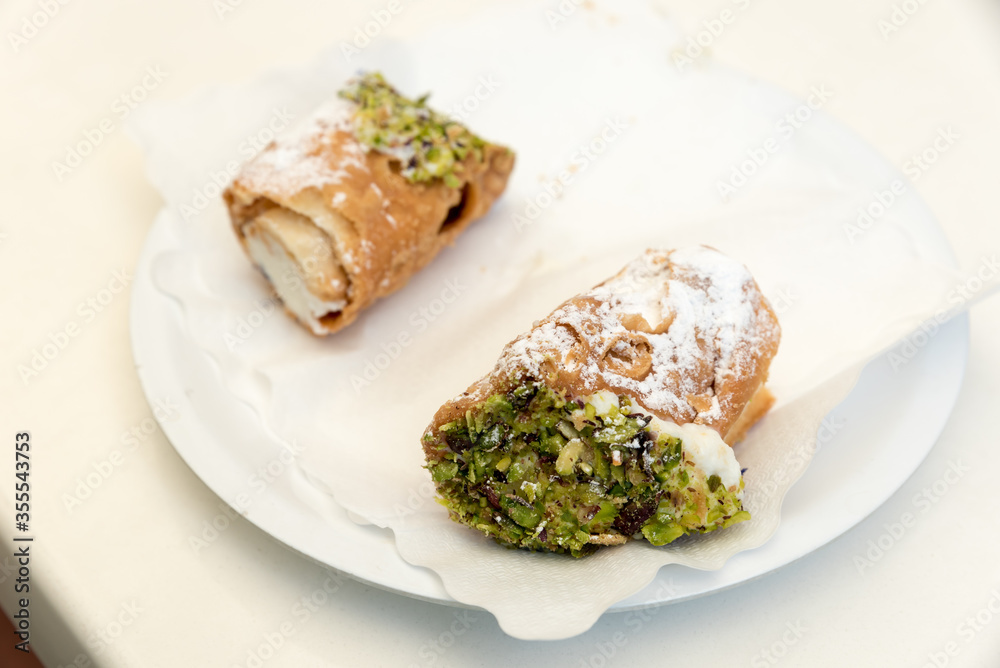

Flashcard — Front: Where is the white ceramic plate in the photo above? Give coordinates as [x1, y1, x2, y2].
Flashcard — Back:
[131, 209, 968, 612]
[129, 0, 969, 618]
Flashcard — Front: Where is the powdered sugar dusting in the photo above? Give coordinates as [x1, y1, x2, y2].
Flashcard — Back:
[670, 245, 763, 386]
[492, 247, 780, 432]
[237, 98, 366, 199]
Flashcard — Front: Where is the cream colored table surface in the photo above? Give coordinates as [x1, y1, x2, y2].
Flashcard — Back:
[2, 1, 1000, 666]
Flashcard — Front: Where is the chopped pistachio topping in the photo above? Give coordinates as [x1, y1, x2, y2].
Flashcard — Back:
[423, 381, 749, 558]
[337, 71, 486, 188]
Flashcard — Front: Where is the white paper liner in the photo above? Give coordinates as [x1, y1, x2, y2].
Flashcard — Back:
[130, 0, 993, 639]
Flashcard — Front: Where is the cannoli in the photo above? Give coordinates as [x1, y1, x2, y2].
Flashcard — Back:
[224, 72, 515, 335]
[422, 247, 780, 557]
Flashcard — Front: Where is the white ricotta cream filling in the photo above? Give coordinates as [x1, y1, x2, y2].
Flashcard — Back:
[649, 419, 743, 492]
[587, 393, 743, 492]
[246, 233, 346, 336]
[588, 389, 620, 417]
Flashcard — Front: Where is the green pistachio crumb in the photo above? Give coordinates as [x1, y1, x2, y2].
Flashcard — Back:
[337, 71, 486, 187]
[424, 381, 749, 557]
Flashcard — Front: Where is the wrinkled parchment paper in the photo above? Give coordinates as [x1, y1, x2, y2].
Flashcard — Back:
[133, 0, 990, 639]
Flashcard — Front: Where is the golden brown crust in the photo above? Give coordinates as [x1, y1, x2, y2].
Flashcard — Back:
[722, 385, 775, 445]
[224, 101, 514, 335]
[425, 247, 781, 453]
